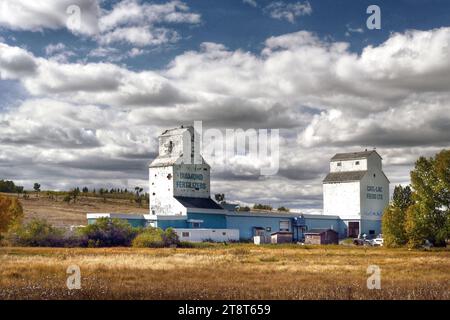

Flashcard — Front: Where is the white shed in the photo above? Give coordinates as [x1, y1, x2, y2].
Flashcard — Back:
[174, 228, 239, 242]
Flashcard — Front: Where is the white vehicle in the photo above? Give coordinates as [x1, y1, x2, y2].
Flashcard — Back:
[371, 237, 384, 246]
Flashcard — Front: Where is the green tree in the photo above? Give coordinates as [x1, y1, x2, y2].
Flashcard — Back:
[382, 185, 412, 247]
[0, 180, 23, 193]
[134, 187, 144, 207]
[406, 150, 450, 247]
[253, 204, 272, 211]
[33, 183, 41, 197]
[392, 185, 413, 210]
[16, 186, 24, 197]
[71, 188, 80, 203]
[382, 206, 407, 247]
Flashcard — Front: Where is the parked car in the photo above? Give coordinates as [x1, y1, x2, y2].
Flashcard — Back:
[371, 237, 384, 246]
[353, 236, 383, 246]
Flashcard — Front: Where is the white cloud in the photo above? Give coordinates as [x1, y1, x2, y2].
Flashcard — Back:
[87, 47, 120, 58]
[45, 43, 67, 56]
[264, 1, 312, 23]
[0, 0, 100, 35]
[0, 43, 37, 79]
[99, 26, 179, 47]
[99, 0, 200, 32]
[97, 0, 199, 46]
[243, 0, 258, 8]
[299, 96, 450, 148]
[44, 43, 76, 63]
[345, 24, 364, 37]
[87, 47, 146, 61]
[128, 48, 146, 57]
[1, 42, 191, 107]
[0, 0, 200, 47]
[3, 28, 450, 118]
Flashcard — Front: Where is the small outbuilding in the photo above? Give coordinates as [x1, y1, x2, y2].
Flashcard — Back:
[270, 232, 293, 244]
[304, 229, 338, 245]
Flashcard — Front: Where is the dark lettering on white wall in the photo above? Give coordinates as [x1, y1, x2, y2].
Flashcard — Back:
[176, 172, 207, 190]
[180, 173, 204, 180]
[176, 181, 207, 190]
[366, 186, 383, 200]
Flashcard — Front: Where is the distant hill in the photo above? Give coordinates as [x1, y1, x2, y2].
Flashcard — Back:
[1, 193, 148, 228]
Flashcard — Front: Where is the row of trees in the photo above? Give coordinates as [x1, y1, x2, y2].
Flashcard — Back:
[0, 180, 24, 194]
[61, 186, 148, 207]
[3, 182, 149, 207]
[382, 150, 450, 248]
[1, 180, 146, 198]
[83, 187, 138, 195]
[215, 194, 290, 212]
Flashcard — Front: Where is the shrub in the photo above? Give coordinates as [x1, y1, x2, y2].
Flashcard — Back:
[132, 227, 179, 248]
[9, 219, 64, 247]
[79, 218, 138, 247]
[132, 228, 164, 248]
[253, 204, 272, 211]
[162, 228, 179, 247]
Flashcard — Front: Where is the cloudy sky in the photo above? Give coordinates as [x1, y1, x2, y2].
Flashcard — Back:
[0, 0, 449, 212]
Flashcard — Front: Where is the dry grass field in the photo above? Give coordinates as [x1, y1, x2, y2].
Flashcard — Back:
[0, 245, 449, 300]
[1, 193, 448, 300]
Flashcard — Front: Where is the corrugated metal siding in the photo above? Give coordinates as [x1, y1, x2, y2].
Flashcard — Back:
[187, 212, 227, 229]
[303, 217, 341, 237]
[157, 219, 188, 229]
[226, 215, 292, 240]
[125, 219, 147, 227]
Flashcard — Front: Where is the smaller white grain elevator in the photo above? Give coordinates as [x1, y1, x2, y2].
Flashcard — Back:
[323, 150, 389, 238]
[149, 126, 211, 216]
